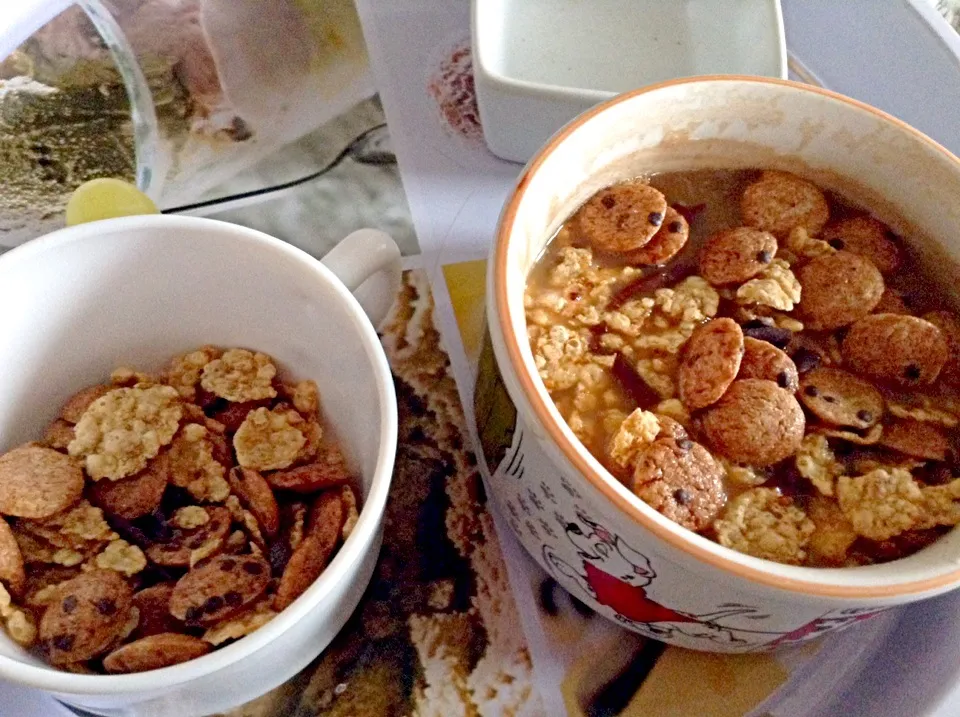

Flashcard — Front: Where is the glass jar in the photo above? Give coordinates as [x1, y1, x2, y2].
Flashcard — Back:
[0, 0, 373, 246]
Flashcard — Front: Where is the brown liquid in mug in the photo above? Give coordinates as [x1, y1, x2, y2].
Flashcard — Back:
[525, 169, 960, 567]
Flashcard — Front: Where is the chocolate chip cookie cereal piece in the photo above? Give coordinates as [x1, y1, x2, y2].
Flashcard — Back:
[738, 337, 799, 391]
[842, 313, 948, 386]
[0, 445, 84, 519]
[577, 180, 668, 253]
[68, 385, 183, 481]
[43, 420, 75, 452]
[923, 310, 960, 386]
[59, 384, 112, 424]
[265, 443, 352, 493]
[677, 318, 744, 411]
[713, 488, 815, 564]
[873, 288, 910, 315]
[740, 170, 830, 236]
[275, 530, 339, 612]
[103, 632, 211, 673]
[630, 438, 727, 532]
[89, 451, 170, 519]
[200, 349, 277, 403]
[701, 379, 806, 467]
[0, 517, 25, 596]
[130, 583, 181, 639]
[228, 467, 280, 537]
[38, 570, 133, 665]
[170, 555, 271, 625]
[145, 506, 232, 568]
[880, 419, 950, 461]
[836, 468, 924, 541]
[698, 227, 778, 286]
[798, 368, 884, 429]
[822, 216, 901, 275]
[233, 407, 306, 471]
[796, 251, 885, 330]
[622, 206, 690, 265]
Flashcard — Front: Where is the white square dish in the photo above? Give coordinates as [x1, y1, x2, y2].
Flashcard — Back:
[472, 0, 787, 163]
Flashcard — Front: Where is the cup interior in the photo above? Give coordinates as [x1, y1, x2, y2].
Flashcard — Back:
[496, 76, 960, 595]
[0, 215, 394, 686]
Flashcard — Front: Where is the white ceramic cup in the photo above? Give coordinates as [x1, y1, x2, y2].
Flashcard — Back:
[477, 76, 960, 653]
[0, 215, 401, 715]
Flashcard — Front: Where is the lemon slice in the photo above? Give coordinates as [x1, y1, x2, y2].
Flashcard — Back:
[66, 178, 159, 226]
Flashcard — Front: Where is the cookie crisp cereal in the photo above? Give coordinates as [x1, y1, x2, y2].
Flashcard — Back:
[68, 385, 183, 481]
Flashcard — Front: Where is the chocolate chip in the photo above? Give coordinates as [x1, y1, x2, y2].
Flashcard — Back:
[242, 561, 264, 576]
[185, 535, 206, 549]
[904, 364, 922, 381]
[601, 195, 616, 209]
[793, 348, 822, 374]
[677, 439, 693, 451]
[673, 489, 692, 505]
[668, 221, 683, 233]
[823, 395, 836, 403]
[804, 385, 820, 397]
[203, 595, 225, 613]
[756, 249, 773, 263]
[742, 324, 792, 350]
[856, 410, 873, 423]
[268, 541, 292, 575]
[95, 598, 117, 616]
[220, 558, 237, 572]
[776, 371, 790, 388]
[61, 596, 78, 614]
[224, 591, 243, 607]
[184, 606, 203, 622]
[828, 238, 845, 250]
[648, 211, 663, 227]
[52, 634, 74, 651]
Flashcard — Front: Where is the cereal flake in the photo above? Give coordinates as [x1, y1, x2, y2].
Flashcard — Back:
[608, 410, 660, 469]
[200, 349, 278, 402]
[167, 346, 222, 399]
[172, 506, 210, 530]
[93, 539, 147, 576]
[795, 435, 843, 496]
[234, 408, 306, 471]
[68, 386, 182, 481]
[169, 424, 230, 503]
[736, 259, 802, 311]
[714, 488, 814, 564]
[836, 468, 922, 541]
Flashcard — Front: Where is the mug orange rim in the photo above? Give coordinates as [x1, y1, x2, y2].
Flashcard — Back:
[494, 74, 960, 598]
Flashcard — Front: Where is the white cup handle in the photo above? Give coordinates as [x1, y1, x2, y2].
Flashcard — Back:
[321, 228, 402, 329]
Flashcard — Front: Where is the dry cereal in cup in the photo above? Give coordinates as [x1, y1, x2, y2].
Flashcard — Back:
[0, 347, 361, 673]
[524, 169, 960, 567]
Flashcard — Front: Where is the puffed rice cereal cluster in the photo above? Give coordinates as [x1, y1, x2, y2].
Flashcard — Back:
[0, 347, 360, 673]
[526, 169, 960, 566]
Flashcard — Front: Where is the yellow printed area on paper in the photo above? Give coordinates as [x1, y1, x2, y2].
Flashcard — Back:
[563, 643, 789, 717]
[442, 259, 488, 367]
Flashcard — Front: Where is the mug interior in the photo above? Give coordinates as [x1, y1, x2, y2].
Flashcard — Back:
[0, 215, 395, 691]
[495, 76, 960, 597]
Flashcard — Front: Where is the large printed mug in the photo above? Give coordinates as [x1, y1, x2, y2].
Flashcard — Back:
[475, 76, 960, 652]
